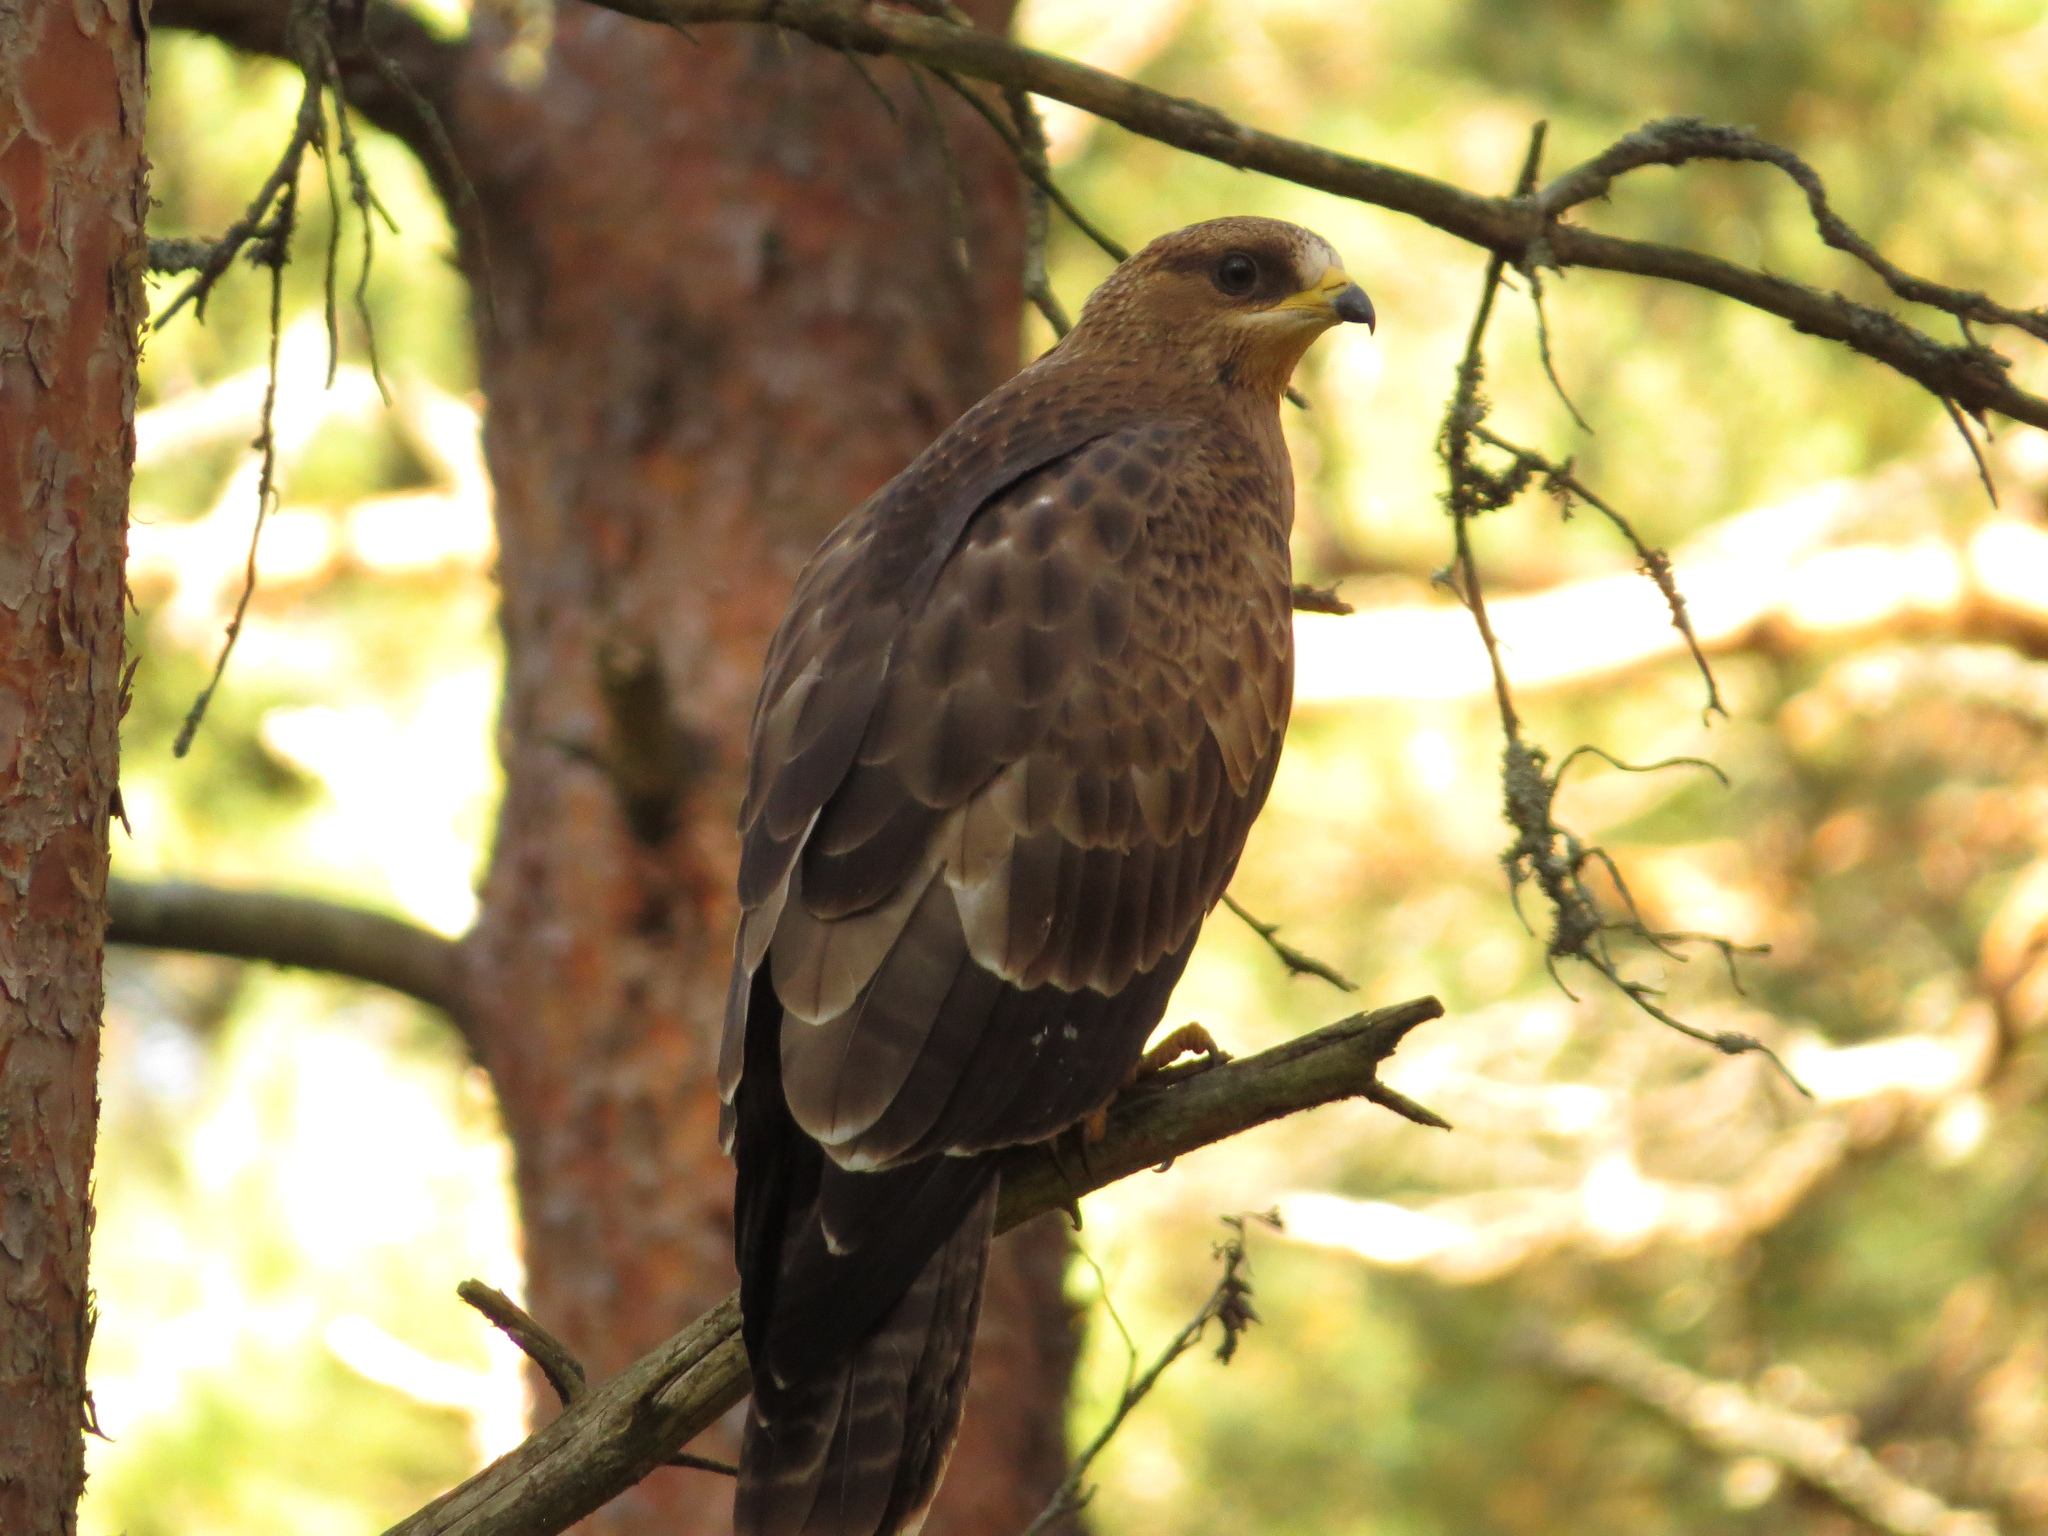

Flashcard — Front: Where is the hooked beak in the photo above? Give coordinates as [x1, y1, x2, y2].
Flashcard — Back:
[1276, 266, 1376, 331]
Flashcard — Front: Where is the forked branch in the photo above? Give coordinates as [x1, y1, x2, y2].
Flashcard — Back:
[381, 997, 1445, 1536]
[1435, 128, 1800, 1091]
[1020, 1211, 1277, 1536]
[158, 0, 2048, 431]
[608, 0, 2045, 430]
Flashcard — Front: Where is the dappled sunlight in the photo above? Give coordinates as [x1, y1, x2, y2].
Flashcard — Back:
[85, 975, 522, 1536]
[260, 668, 497, 935]
[105, 4, 2048, 1534]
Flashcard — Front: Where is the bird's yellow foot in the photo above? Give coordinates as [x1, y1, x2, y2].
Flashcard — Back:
[1082, 1024, 1233, 1144]
[1132, 1021, 1232, 1081]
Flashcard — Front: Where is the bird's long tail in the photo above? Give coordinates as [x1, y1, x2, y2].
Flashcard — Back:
[735, 1183, 998, 1536]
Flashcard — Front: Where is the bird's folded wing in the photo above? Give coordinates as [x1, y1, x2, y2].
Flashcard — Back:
[721, 417, 1293, 1170]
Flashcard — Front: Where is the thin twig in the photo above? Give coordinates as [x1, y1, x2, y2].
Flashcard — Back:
[836, 43, 900, 120]
[667, 1453, 740, 1476]
[174, 198, 292, 758]
[1524, 265, 1591, 432]
[457, 1281, 737, 1476]
[927, 67, 1128, 264]
[1552, 743, 1728, 788]
[1221, 893, 1357, 992]
[1469, 424, 1725, 717]
[1940, 395, 2000, 509]
[366, 50, 496, 327]
[326, 51, 396, 404]
[1536, 115, 2048, 345]
[317, 104, 345, 385]
[1004, 84, 1072, 336]
[153, 64, 325, 328]
[1071, 1243, 1140, 1405]
[377, 997, 1445, 1536]
[1436, 129, 1803, 1094]
[907, 66, 973, 274]
[1020, 1213, 1279, 1536]
[458, 1282, 588, 1408]
[1290, 581, 1354, 615]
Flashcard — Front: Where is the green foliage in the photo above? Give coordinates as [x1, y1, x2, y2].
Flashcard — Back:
[1024, 1, 2048, 1532]
[113, 0, 2048, 1532]
[94, 28, 505, 1536]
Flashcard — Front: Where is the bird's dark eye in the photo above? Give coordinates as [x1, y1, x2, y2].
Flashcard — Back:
[1214, 252, 1259, 297]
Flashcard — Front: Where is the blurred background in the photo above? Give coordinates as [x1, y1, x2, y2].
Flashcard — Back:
[102, 1, 2048, 1532]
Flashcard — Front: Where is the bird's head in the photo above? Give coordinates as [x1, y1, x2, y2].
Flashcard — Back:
[1068, 216, 1375, 399]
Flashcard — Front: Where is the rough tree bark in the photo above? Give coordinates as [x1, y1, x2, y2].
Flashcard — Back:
[0, 2, 149, 1532]
[147, 0, 1077, 1526]
[441, 8, 1069, 1534]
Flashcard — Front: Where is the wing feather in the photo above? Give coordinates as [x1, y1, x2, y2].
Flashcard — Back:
[732, 415, 1295, 1175]
[781, 871, 967, 1156]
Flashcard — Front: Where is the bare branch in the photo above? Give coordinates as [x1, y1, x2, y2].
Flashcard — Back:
[1021, 1212, 1277, 1536]
[1289, 581, 1354, 616]
[457, 1281, 742, 1476]
[106, 878, 473, 1040]
[907, 66, 974, 274]
[1003, 84, 1074, 336]
[926, 67, 1128, 266]
[1435, 133, 1803, 1094]
[1220, 892, 1357, 993]
[146, 236, 222, 274]
[1468, 424, 1724, 717]
[172, 210, 291, 756]
[562, 0, 2048, 431]
[151, 0, 466, 188]
[379, 996, 1444, 1536]
[1537, 116, 2048, 345]
[166, 1, 2048, 429]
[1524, 1321, 1999, 1536]
[152, 50, 321, 329]
[458, 1283, 588, 1409]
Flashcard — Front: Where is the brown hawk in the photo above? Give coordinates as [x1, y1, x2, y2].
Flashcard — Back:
[722, 216, 1374, 1536]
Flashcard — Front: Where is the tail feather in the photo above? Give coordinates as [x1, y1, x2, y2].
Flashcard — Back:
[737, 1184, 998, 1536]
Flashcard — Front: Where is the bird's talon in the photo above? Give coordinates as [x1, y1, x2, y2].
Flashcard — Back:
[1132, 1021, 1232, 1082]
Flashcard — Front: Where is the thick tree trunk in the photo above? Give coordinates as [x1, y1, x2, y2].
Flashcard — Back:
[0, 3, 148, 1532]
[447, 9, 1074, 1532]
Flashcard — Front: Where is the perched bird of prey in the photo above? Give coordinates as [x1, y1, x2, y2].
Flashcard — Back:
[721, 215, 1374, 1536]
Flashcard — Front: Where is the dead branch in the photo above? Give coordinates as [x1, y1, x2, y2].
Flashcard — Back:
[625, 0, 2045, 430]
[172, 212, 288, 757]
[1290, 580, 1354, 616]
[1524, 1321, 1999, 1536]
[151, 0, 418, 754]
[147, 236, 222, 274]
[1434, 129, 1799, 1090]
[1020, 1212, 1276, 1536]
[378, 997, 1444, 1536]
[1220, 892, 1357, 993]
[151, 0, 464, 188]
[1468, 423, 1723, 717]
[457, 1282, 736, 1475]
[159, 0, 2048, 430]
[106, 877, 473, 1041]
[1536, 116, 2048, 345]
[458, 1283, 589, 1409]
